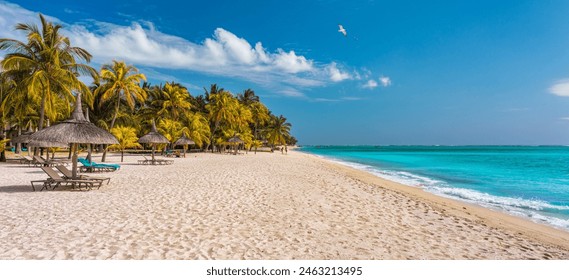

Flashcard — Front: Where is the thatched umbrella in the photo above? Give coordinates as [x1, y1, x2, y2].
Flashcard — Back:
[173, 132, 195, 158]
[227, 135, 244, 155]
[10, 128, 33, 156]
[227, 136, 244, 144]
[138, 120, 169, 163]
[28, 140, 69, 160]
[28, 140, 68, 148]
[10, 128, 34, 144]
[28, 93, 118, 178]
[13, 128, 68, 159]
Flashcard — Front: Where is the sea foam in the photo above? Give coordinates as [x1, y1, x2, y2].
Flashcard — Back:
[317, 154, 569, 231]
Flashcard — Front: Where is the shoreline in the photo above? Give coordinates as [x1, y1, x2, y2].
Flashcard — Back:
[298, 151, 569, 253]
[1, 150, 569, 259]
[295, 147, 569, 232]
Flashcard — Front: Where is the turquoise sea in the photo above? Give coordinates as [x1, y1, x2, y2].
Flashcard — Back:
[299, 146, 569, 231]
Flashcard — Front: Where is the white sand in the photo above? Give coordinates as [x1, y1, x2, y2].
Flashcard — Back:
[0, 151, 568, 259]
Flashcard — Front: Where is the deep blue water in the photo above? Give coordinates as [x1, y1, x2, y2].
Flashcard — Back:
[299, 146, 569, 230]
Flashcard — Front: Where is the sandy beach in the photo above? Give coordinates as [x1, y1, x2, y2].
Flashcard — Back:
[1, 150, 568, 260]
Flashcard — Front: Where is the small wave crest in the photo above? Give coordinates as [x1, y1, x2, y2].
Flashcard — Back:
[321, 156, 569, 230]
[429, 186, 569, 211]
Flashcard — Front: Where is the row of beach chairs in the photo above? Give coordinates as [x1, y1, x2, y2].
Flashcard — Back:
[137, 155, 174, 165]
[78, 158, 120, 172]
[18, 155, 70, 167]
[31, 165, 111, 191]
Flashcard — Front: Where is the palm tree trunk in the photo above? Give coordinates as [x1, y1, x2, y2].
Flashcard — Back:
[87, 144, 92, 163]
[102, 98, 121, 162]
[0, 119, 5, 162]
[38, 93, 47, 130]
[16, 125, 22, 154]
[0, 130, 5, 162]
[209, 121, 220, 153]
[34, 93, 48, 157]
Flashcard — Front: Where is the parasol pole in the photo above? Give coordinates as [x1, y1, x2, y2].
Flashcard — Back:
[152, 143, 156, 164]
[71, 143, 79, 179]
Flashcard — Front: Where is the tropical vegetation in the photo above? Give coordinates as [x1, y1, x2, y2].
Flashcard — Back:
[0, 14, 297, 162]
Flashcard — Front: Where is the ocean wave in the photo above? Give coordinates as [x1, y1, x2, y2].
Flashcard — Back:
[428, 186, 569, 211]
[316, 155, 569, 230]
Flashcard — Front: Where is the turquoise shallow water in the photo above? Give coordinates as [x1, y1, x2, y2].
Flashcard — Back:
[299, 146, 569, 230]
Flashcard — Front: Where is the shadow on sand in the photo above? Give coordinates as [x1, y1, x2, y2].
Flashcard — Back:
[0, 185, 33, 193]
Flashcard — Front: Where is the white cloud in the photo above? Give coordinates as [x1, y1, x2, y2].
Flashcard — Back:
[363, 79, 378, 89]
[0, 2, 367, 98]
[313, 98, 340, 102]
[549, 79, 569, 96]
[341, 96, 364, 101]
[272, 49, 313, 73]
[67, 22, 317, 77]
[379, 75, 391, 87]
[279, 88, 305, 98]
[63, 8, 79, 14]
[214, 28, 256, 65]
[327, 62, 351, 82]
[560, 117, 569, 121]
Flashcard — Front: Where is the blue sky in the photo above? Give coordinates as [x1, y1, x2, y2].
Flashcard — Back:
[2, 0, 569, 145]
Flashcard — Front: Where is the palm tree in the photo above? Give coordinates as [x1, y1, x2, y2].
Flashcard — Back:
[206, 90, 240, 152]
[237, 88, 259, 106]
[94, 60, 147, 130]
[249, 102, 270, 146]
[109, 126, 141, 162]
[94, 60, 146, 161]
[235, 102, 253, 132]
[0, 73, 7, 162]
[155, 82, 192, 121]
[0, 14, 96, 130]
[157, 118, 183, 149]
[267, 115, 292, 151]
[183, 112, 211, 149]
[1, 79, 37, 153]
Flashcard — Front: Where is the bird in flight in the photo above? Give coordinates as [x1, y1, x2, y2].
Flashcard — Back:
[338, 24, 347, 36]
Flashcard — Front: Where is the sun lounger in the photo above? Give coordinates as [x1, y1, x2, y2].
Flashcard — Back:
[18, 155, 35, 166]
[138, 156, 150, 165]
[78, 158, 120, 172]
[33, 155, 63, 167]
[31, 166, 102, 191]
[139, 155, 173, 165]
[55, 165, 111, 186]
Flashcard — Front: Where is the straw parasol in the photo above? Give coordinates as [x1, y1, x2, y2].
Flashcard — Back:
[173, 132, 195, 158]
[227, 135, 244, 155]
[10, 128, 34, 144]
[28, 93, 118, 178]
[12, 128, 68, 159]
[138, 120, 169, 163]
[28, 140, 68, 148]
[227, 136, 244, 144]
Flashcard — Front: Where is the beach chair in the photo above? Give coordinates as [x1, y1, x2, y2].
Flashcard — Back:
[147, 155, 173, 165]
[138, 156, 150, 165]
[19, 155, 35, 166]
[138, 155, 173, 165]
[55, 165, 111, 186]
[49, 158, 71, 166]
[31, 166, 102, 191]
[78, 158, 120, 172]
[33, 155, 61, 167]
